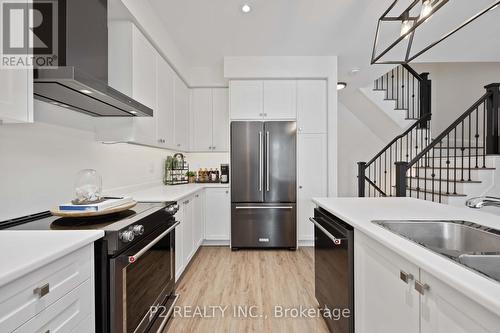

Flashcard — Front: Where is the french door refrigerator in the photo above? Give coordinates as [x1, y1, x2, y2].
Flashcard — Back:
[231, 121, 297, 249]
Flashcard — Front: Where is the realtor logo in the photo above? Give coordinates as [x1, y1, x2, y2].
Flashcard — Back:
[1, 0, 59, 68]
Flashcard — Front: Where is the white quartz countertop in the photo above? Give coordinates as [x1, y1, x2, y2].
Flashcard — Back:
[312, 197, 500, 317]
[0, 230, 103, 287]
[120, 183, 229, 202]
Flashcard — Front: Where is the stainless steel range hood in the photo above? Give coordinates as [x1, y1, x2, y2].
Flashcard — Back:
[33, 0, 153, 117]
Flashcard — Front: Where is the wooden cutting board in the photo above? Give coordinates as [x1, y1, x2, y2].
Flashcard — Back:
[50, 201, 137, 218]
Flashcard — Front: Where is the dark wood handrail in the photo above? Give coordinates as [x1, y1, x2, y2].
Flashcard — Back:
[402, 64, 423, 82]
[365, 113, 431, 168]
[405, 92, 491, 170]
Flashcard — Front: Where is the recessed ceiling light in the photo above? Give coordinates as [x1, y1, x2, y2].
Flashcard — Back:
[80, 89, 92, 94]
[130, 111, 137, 115]
[337, 82, 347, 91]
[241, 4, 251, 13]
[350, 68, 361, 75]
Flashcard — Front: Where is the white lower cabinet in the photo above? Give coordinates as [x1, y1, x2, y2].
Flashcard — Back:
[0, 245, 94, 332]
[355, 230, 500, 333]
[192, 191, 205, 249]
[182, 196, 194, 266]
[297, 134, 327, 242]
[204, 188, 230, 242]
[175, 204, 184, 281]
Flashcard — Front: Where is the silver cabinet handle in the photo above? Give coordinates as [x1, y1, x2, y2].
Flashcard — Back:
[34, 283, 50, 298]
[400, 270, 414, 284]
[309, 217, 347, 245]
[259, 131, 263, 192]
[266, 131, 270, 192]
[235, 206, 293, 209]
[128, 221, 180, 263]
[415, 280, 430, 295]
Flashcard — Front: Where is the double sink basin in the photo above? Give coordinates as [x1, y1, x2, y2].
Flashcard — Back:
[373, 219, 500, 282]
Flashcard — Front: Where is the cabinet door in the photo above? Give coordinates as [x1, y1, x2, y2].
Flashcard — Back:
[132, 26, 157, 145]
[263, 80, 296, 119]
[192, 191, 204, 250]
[156, 56, 175, 148]
[190, 89, 213, 151]
[0, 68, 33, 123]
[355, 231, 420, 333]
[212, 88, 229, 152]
[174, 205, 184, 281]
[205, 188, 230, 241]
[174, 76, 189, 150]
[297, 134, 327, 242]
[297, 80, 327, 134]
[229, 80, 263, 120]
[182, 197, 194, 265]
[420, 270, 500, 333]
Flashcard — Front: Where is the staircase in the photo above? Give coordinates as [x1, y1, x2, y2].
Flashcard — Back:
[358, 65, 500, 206]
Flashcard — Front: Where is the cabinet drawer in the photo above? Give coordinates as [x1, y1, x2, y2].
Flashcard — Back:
[0, 246, 92, 332]
[12, 279, 92, 333]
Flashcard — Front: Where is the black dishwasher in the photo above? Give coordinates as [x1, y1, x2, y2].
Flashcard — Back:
[310, 207, 354, 333]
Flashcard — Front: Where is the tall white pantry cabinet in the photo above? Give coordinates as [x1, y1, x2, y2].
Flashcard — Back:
[229, 79, 328, 243]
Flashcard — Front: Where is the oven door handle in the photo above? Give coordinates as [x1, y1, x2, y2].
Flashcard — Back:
[128, 221, 180, 264]
[309, 217, 347, 245]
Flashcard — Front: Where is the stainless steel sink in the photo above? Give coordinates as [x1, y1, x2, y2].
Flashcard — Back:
[372, 220, 500, 282]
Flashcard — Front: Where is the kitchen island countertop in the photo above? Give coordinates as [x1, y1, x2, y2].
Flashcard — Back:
[312, 197, 500, 317]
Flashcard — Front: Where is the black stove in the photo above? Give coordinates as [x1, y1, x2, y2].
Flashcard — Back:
[3, 202, 179, 255]
[1, 201, 180, 333]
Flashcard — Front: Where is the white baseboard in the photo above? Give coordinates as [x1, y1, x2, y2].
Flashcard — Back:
[298, 240, 314, 247]
[202, 239, 230, 246]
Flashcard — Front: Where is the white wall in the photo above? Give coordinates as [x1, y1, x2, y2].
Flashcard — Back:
[338, 103, 385, 197]
[0, 101, 229, 221]
[412, 62, 500, 136]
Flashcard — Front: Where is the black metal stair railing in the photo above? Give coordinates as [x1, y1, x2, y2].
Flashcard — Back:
[374, 64, 430, 120]
[395, 83, 500, 203]
[358, 64, 431, 197]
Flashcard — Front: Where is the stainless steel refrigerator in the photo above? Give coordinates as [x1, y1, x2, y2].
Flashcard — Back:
[230, 121, 297, 249]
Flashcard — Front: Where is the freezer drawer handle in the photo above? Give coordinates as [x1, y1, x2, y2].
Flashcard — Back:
[310, 217, 347, 245]
[235, 206, 294, 209]
[258, 238, 270, 243]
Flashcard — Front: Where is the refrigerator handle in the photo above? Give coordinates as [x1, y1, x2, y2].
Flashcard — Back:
[266, 131, 270, 192]
[259, 131, 263, 192]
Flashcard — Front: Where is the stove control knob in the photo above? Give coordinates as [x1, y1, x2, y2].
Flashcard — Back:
[166, 204, 180, 215]
[120, 230, 135, 243]
[132, 224, 145, 236]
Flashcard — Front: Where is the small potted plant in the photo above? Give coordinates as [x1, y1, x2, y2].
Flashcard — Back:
[186, 171, 196, 183]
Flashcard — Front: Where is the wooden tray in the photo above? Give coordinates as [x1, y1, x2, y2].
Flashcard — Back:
[50, 201, 137, 218]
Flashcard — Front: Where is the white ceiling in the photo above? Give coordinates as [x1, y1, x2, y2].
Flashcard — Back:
[147, 0, 500, 88]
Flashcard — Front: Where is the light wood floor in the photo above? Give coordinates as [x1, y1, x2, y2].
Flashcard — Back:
[165, 247, 329, 333]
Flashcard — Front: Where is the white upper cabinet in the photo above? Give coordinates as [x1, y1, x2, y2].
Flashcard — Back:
[297, 80, 327, 133]
[131, 28, 157, 146]
[156, 56, 175, 148]
[190, 89, 213, 151]
[174, 75, 190, 150]
[0, 67, 33, 124]
[230, 80, 263, 120]
[190, 88, 229, 152]
[263, 80, 297, 119]
[212, 88, 229, 152]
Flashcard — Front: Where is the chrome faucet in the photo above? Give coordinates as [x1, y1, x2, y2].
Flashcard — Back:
[466, 196, 500, 209]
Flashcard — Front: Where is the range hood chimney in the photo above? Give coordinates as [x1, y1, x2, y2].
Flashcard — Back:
[33, 0, 153, 117]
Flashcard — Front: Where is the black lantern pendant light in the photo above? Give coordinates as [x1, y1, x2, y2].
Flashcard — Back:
[371, 0, 500, 64]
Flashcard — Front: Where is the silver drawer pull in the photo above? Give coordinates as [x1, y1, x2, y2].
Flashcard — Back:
[34, 283, 50, 298]
[235, 206, 293, 209]
[415, 280, 430, 295]
[400, 270, 414, 284]
[258, 238, 270, 243]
